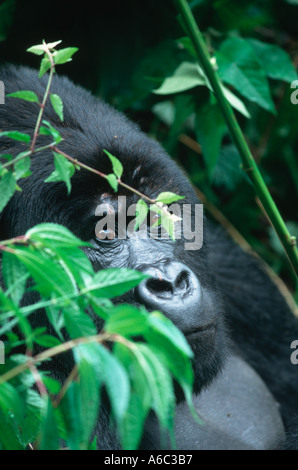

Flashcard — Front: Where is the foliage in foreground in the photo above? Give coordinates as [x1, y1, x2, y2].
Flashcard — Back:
[0, 41, 195, 450]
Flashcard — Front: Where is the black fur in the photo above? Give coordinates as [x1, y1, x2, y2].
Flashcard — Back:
[0, 64, 297, 449]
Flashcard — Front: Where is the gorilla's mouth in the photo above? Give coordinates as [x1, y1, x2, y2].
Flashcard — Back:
[184, 322, 217, 340]
[185, 322, 217, 335]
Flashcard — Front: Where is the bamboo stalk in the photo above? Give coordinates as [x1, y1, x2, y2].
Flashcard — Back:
[175, 0, 298, 276]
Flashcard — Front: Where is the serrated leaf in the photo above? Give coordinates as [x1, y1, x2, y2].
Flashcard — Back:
[103, 149, 123, 179]
[44, 152, 74, 194]
[13, 246, 76, 298]
[148, 311, 193, 358]
[134, 199, 148, 231]
[119, 393, 148, 450]
[53, 47, 78, 65]
[136, 344, 175, 431]
[27, 223, 89, 248]
[42, 376, 61, 394]
[75, 343, 129, 424]
[39, 398, 59, 450]
[105, 304, 149, 337]
[144, 314, 195, 413]
[40, 120, 61, 143]
[156, 192, 185, 204]
[7, 90, 39, 103]
[39, 57, 52, 77]
[34, 334, 61, 348]
[27, 45, 46, 55]
[2, 251, 29, 305]
[27, 41, 62, 56]
[76, 356, 101, 448]
[0, 170, 16, 213]
[14, 155, 31, 180]
[0, 130, 30, 143]
[64, 305, 96, 339]
[85, 268, 149, 298]
[106, 173, 118, 192]
[50, 93, 64, 121]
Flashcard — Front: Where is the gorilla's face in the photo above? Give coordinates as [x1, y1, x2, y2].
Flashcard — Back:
[0, 65, 227, 394]
[83, 192, 227, 393]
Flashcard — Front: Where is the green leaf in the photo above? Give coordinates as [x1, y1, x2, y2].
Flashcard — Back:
[105, 304, 149, 337]
[34, 334, 61, 348]
[42, 376, 61, 395]
[153, 61, 206, 95]
[7, 90, 39, 103]
[44, 152, 75, 194]
[248, 39, 297, 83]
[144, 313, 195, 413]
[156, 192, 185, 204]
[221, 85, 251, 118]
[40, 120, 62, 143]
[59, 382, 82, 449]
[39, 57, 51, 77]
[119, 393, 148, 450]
[14, 155, 31, 180]
[0, 170, 16, 213]
[74, 345, 102, 448]
[27, 223, 89, 249]
[134, 199, 148, 231]
[2, 251, 29, 305]
[13, 246, 76, 297]
[53, 47, 78, 65]
[64, 305, 97, 339]
[27, 45, 46, 55]
[148, 311, 193, 358]
[76, 343, 130, 424]
[106, 173, 118, 192]
[216, 37, 276, 114]
[27, 41, 62, 55]
[195, 103, 227, 177]
[103, 149, 123, 179]
[152, 62, 250, 118]
[50, 93, 64, 121]
[45, 305, 64, 340]
[39, 398, 59, 450]
[136, 344, 175, 432]
[85, 268, 149, 298]
[0, 130, 30, 143]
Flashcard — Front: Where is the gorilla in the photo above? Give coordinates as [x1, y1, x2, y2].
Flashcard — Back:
[0, 64, 297, 450]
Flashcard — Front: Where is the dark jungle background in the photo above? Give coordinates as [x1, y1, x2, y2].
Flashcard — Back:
[0, 0, 297, 297]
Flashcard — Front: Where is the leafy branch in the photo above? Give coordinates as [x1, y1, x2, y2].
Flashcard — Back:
[0, 40, 184, 241]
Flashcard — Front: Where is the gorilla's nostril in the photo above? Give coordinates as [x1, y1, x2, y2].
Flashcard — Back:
[146, 278, 173, 296]
[175, 270, 189, 291]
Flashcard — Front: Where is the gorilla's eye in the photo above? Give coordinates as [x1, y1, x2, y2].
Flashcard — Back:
[96, 229, 116, 240]
[152, 213, 160, 222]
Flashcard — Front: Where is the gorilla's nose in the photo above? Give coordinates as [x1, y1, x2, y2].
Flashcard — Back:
[135, 261, 201, 330]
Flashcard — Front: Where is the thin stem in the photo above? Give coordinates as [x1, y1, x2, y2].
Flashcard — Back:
[52, 147, 157, 204]
[175, 0, 298, 276]
[1, 143, 56, 170]
[0, 332, 132, 385]
[30, 42, 55, 153]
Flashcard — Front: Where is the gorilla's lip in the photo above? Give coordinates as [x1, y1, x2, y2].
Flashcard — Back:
[184, 322, 216, 337]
